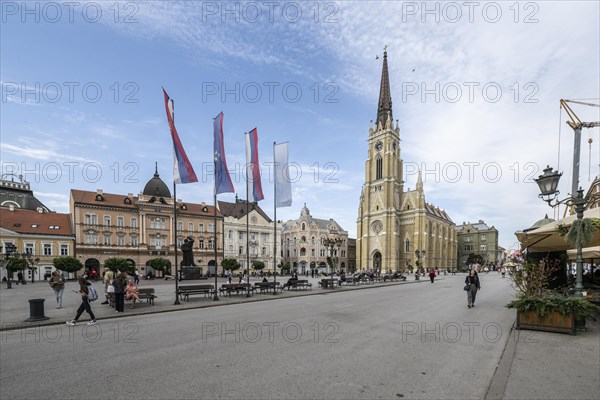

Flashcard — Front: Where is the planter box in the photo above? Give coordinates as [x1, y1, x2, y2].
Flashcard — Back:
[516, 310, 575, 335]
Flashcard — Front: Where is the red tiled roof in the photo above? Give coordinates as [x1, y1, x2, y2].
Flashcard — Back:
[0, 208, 73, 236]
[70, 189, 221, 217]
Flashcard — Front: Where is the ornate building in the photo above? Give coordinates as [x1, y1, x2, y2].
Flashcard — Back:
[0, 175, 74, 281]
[70, 166, 224, 275]
[356, 49, 456, 272]
[218, 197, 281, 272]
[281, 204, 348, 274]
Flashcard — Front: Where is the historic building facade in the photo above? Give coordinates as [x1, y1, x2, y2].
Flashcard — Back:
[456, 220, 500, 268]
[281, 204, 348, 274]
[0, 176, 74, 281]
[356, 50, 457, 272]
[218, 197, 281, 272]
[70, 166, 224, 275]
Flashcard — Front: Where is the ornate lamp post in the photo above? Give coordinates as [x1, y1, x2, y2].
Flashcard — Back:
[323, 232, 343, 289]
[534, 165, 594, 297]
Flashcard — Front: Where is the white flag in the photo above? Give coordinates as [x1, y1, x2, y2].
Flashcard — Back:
[274, 142, 292, 207]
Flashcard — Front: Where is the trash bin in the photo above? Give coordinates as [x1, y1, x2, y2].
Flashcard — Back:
[26, 299, 49, 322]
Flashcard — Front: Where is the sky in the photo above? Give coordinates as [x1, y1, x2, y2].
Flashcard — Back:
[1, 1, 599, 252]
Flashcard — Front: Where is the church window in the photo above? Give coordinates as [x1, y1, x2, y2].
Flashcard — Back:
[376, 157, 383, 180]
[405, 239, 410, 253]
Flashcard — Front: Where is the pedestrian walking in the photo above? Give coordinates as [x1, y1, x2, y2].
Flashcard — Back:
[112, 272, 127, 313]
[66, 277, 97, 325]
[48, 271, 65, 308]
[134, 270, 140, 285]
[465, 269, 481, 308]
[428, 267, 436, 283]
[101, 267, 114, 305]
[501, 267, 506, 278]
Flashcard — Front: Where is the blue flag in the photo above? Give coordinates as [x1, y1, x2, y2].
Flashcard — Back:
[214, 112, 234, 194]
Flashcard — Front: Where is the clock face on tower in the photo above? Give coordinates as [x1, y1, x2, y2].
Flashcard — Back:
[375, 140, 383, 151]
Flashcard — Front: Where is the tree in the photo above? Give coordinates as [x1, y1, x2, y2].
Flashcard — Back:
[104, 257, 134, 273]
[466, 253, 483, 265]
[53, 256, 84, 273]
[221, 257, 240, 271]
[5, 257, 28, 272]
[252, 260, 265, 270]
[146, 258, 171, 273]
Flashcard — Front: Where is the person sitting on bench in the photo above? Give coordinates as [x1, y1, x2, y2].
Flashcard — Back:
[125, 280, 141, 308]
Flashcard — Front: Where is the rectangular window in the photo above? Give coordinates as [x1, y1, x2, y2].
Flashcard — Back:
[60, 244, 68, 256]
[43, 243, 52, 256]
[250, 232, 256, 240]
[104, 216, 111, 226]
[228, 230, 233, 239]
[228, 245, 233, 252]
[208, 240, 214, 250]
[262, 247, 266, 256]
[104, 234, 111, 246]
[177, 238, 184, 247]
[84, 234, 98, 245]
[208, 224, 214, 233]
[25, 243, 34, 255]
[189, 222, 194, 232]
[117, 216, 124, 227]
[199, 224, 205, 233]
[480, 245, 487, 251]
[238, 232, 244, 240]
[199, 240, 204, 250]
[118, 236, 125, 246]
[261, 233, 268, 242]
[131, 236, 138, 246]
[239, 246, 244, 255]
[131, 218, 138, 228]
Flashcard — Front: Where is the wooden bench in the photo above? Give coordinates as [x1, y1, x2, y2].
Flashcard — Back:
[178, 284, 215, 301]
[254, 282, 283, 294]
[284, 279, 312, 290]
[108, 287, 156, 307]
[319, 278, 340, 288]
[219, 283, 253, 297]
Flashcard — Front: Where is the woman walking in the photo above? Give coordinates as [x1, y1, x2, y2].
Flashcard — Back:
[465, 269, 481, 308]
[428, 267, 436, 283]
[66, 277, 97, 325]
[49, 271, 65, 308]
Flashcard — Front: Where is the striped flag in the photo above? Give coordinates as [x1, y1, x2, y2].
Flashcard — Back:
[213, 112, 234, 194]
[162, 88, 198, 184]
[245, 128, 264, 202]
[274, 142, 292, 207]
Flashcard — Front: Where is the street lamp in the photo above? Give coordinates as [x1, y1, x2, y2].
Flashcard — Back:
[534, 169, 593, 297]
[323, 233, 343, 289]
[415, 249, 426, 270]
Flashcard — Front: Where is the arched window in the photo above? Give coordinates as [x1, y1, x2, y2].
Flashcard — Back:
[301, 222, 306, 230]
[376, 157, 383, 180]
[405, 239, 410, 253]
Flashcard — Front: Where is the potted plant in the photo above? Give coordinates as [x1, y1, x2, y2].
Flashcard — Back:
[506, 258, 599, 335]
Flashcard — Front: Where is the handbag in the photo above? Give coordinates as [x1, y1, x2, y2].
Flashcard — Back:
[463, 284, 470, 291]
[107, 284, 115, 293]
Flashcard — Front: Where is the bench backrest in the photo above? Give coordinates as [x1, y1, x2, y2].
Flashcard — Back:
[139, 288, 155, 293]
[180, 285, 214, 290]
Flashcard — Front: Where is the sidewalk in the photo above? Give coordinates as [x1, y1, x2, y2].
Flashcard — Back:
[0, 275, 427, 330]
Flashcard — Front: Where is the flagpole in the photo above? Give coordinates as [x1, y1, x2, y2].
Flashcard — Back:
[213, 181, 219, 301]
[273, 141, 278, 294]
[246, 132, 252, 298]
[173, 181, 180, 305]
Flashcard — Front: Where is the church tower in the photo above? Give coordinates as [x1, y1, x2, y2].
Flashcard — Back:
[356, 48, 404, 272]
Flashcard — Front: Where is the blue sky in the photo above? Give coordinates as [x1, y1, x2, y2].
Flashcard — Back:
[1, 1, 599, 251]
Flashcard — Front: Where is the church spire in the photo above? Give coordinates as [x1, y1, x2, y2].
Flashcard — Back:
[376, 46, 393, 129]
[416, 170, 423, 191]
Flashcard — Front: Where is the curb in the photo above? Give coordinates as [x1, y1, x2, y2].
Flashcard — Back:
[485, 320, 517, 400]
[0, 278, 435, 332]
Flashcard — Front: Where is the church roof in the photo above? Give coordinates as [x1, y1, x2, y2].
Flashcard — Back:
[218, 199, 272, 222]
[142, 164, 171, 198]
[425, 203, 454, 224]
[376, 48, 393, 128]
[0, 177, 50, 212]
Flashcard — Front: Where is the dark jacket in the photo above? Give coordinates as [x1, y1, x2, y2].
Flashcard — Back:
[465, 275, 481, 289]
[112, 278, 125, 294]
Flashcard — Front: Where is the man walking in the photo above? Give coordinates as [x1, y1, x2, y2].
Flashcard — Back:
[101, 267, 113, 305]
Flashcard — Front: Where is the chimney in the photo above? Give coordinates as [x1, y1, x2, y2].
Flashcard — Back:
[96, 189, 103, 195]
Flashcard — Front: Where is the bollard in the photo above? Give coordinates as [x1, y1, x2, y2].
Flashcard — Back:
[26, 299, 49, 322]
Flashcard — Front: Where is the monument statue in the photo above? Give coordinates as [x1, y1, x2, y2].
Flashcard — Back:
[180, 236, 196, 266]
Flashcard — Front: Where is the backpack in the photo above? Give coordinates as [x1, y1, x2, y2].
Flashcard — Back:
[87, 285, 99, 301]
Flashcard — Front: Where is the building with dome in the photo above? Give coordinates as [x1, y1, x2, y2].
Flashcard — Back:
[70, 165, 224, 276]
[281, 204, 349, 274]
